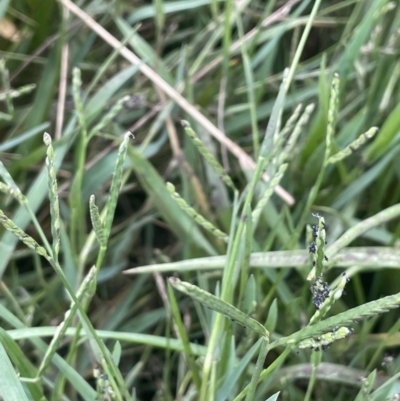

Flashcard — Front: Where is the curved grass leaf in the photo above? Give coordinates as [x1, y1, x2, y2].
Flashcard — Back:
[169, 277, 269, 338]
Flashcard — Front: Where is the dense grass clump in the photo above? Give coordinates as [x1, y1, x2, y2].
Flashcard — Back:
[1, 1, 400, 400]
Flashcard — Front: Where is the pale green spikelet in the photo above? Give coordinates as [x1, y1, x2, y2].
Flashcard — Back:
[166, 182, 229, 241]
[103, 132, 132, 241]
[309, 273, 349, 325]
[278, 104, 303, 141]
[307, 214, 328, 280]
[94, 366, 117, 401]
[0, 84, 36, 101]
[272, 104, 302, 163]
[314, 214, 327, 277]
[89, 195, 106, 246]
[310, 277, 330, 310]
[0, 59, 13, 118]
[0, 161, 21, 192]
[252, 164, 288, 223]
[44, 132, 61, 261]
[72, 67, 87, 134]
[326, 127, 378, 165]
[325, 73, 340, 160]
[297, 326, 352, 350]
[181, 120, 236, 191]
[273, 291, 400, 350]
[0, 181, 26, 203]
[88, 95, 131, 139]
[0, 209, 49, 259]
[169, 277, 269, 339]
[279, 104, 315, 166]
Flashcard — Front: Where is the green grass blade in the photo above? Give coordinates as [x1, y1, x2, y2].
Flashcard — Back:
[0, 122, 49, 152]
[36, 266, 97, 378]
[327, 204, 400, 258]
[124, 246, 400, 275]
[167, 281, 202, 390]
[0, 329, 46, 400]
[216, 338, 262, 401]
[0, 341, 30, 401]
[244, 337, 269, 401]
[0, 307, 96, 401]
[236, 13, 259, 156]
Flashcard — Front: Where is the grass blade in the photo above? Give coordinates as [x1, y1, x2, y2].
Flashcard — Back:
[0, 341, 30, 401]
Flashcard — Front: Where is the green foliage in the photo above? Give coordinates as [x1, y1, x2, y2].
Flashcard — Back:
[2, 1, 400, 400]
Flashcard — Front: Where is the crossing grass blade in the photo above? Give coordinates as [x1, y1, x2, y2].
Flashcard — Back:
[0, 329, 45, 400]
[36, 266, 97, 378]
[167, 280, 202, 390]
[124, 247, 400, 275]
[244, 336, 269, 401]
[327, 204, 400, 257]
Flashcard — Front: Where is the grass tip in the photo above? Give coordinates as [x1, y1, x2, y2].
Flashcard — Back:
[166, 182, 175, 193]
[43, 132, 52, 145]
[306, 103, 315, 112]
[125, 131, 135, 140]
[169, 276, 180, 285]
